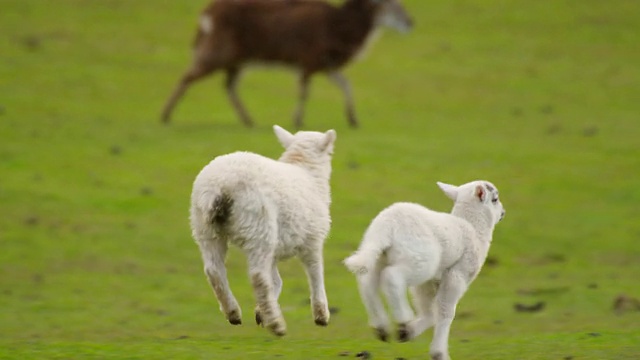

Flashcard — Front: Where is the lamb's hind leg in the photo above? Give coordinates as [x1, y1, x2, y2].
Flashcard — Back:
[380, 265, 415, 342]
[300, 245, 330, 326]
[248, 250, 286, 336]
[356, 262, 391, 341]
[198, 238, 242, 325]
[407, 280, 438, 339]
[255, 264, 282, 326]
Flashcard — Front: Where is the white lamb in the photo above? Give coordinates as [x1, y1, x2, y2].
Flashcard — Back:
[190, 125, 336, 337]
[344, 180, 505, 360]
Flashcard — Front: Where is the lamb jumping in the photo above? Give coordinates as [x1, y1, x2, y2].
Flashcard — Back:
[344, 180, 505, 360]
[190, 125, 336, 337]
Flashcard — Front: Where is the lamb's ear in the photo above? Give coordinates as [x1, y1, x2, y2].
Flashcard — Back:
[475, 184, 486, 202]
[320, 129, 337, 152]
[273, 125, 295, 149]
[437, 182, 458, 201]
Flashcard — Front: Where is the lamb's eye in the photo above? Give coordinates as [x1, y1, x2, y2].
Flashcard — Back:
[492, 197, 499, 204]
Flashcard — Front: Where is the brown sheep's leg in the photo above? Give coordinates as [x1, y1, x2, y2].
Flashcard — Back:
[225, 67, 254, 127]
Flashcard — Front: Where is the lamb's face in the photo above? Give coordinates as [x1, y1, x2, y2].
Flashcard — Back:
[476, 181, 505, 225]
[438, 180, 506, 225]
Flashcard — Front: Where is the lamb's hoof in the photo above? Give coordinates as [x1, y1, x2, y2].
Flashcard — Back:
[227, 309, 242, 325]
[430, 351, 448, 360]
[312, 302, 330, 326]
[397, 323, 411, 342]
[267, 320, 287, 337]
[255, 311, 263, 326]
[374, 327, 389, 342]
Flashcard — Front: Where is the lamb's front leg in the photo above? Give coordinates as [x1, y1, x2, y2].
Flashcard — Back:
[429, 272, 468, 360]
[300, 247, 330, 326]
[248, 251, 286, 336]
[198, 239, 242, 325]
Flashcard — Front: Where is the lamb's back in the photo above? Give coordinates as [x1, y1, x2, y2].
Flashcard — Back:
[194, 152, 309, 192]
[380, 202, 476, 272]
[192, 152, 330, 255]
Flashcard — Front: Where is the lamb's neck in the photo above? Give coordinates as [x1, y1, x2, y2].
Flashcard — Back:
[451, 204, 495, 246]
[278, 152, 332, 202]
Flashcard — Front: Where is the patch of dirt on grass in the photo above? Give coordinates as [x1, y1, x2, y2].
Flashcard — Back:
[514, 301, 545, 313]
[613, 294, 640, 315]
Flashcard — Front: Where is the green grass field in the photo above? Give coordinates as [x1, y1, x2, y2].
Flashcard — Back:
[1, 0, 639, 359]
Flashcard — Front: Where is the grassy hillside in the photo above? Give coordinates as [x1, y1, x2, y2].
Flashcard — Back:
[1, 0, 639, 359]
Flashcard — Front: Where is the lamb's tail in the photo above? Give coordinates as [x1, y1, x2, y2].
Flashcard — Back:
[204, 192, 233, 227]
[343, 227, 391, 275]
